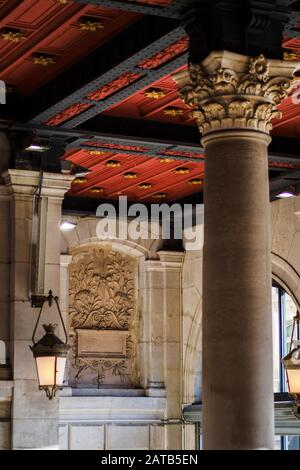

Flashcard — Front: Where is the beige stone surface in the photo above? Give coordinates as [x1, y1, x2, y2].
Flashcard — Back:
[107, 425, 149, 450]
[12, 419, 59, 450]
[59, 424, 68, 450]
[272, 198, 296, 258]
[150, 424, 166, 450]
[70, 425, 104, 450]
[12, 380, 58, 419]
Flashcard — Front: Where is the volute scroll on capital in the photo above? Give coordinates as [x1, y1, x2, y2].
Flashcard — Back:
[173, 51, 300, 135]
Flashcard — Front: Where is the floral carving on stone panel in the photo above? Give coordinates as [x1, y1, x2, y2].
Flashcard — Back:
[68, 247, 139, 387]
[176, 53, 297, 135]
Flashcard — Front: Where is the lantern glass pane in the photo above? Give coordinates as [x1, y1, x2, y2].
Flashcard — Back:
[287, 369, 300, 394]
[55, 357, 66, 386]
[36, 356, 56, 387]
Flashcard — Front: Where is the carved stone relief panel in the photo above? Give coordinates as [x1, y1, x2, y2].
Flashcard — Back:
[68, 246, 139, 387]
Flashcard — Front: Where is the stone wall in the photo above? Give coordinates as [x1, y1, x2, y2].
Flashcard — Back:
[59, 217, 185, 450]
[1, 190, 300, 449]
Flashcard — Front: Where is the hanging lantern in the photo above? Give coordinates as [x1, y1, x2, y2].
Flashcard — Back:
[282, 312, 300, 401]
[30, 291, 69, 399]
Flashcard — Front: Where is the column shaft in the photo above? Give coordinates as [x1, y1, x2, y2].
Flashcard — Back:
[202, 130, 273, 449]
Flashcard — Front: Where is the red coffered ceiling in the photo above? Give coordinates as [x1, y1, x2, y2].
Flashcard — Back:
[103, 63, 300, 137]
[0, 0, 139, 95]
[63, 144, 300, 203]
[103, 64, 193, 125]
[64, 147, 205, 203]
[0, 0, 299, 204]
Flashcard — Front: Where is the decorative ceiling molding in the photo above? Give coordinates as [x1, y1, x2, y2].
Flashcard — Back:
[86, 72, 143, 101]
[83, 141, 150, 152]
[29, 27, 188, 128]
[138, 36, 188, 69]
[0, 0, 140, 95]
[72, 0, 190, 18]
[45, 103, 92, 126]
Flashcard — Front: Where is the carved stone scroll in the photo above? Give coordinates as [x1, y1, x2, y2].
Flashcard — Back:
[68, 246, 138, 387]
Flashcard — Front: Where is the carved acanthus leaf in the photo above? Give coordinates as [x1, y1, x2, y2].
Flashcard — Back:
[179, 53, 295, 134]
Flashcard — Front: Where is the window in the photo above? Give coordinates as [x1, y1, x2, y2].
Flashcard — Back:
[275, 436, 300, 450]
[272, 284, 300, 450]
[272, 284, 298, 393]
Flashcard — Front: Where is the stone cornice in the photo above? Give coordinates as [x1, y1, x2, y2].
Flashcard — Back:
[3, 169, 74, 198]
[173, 51, 300, 136]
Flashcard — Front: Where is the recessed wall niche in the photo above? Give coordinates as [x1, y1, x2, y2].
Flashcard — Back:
[68, 246, 139, 388]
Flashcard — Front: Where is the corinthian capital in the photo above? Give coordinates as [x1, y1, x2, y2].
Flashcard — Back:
[173, 51, 299, 135]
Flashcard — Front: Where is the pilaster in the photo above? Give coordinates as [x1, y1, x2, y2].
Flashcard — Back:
[3, 169, 73, 449]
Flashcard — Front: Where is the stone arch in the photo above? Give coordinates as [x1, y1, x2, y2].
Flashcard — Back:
[61, 216, 163, 260]
[181, 251, 300, 406]
[182, 250, 203, 405]
[271, 251, 300, 311]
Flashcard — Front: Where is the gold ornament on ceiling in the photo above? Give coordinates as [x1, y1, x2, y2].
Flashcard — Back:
[174, 167, 190, 174]
[106, 160, 121, 168]
[159, 157, 175, 163]
[153, 193, 166, 199]
[90, 187, 104, 193]
[79, 19, 104, 32]
[123, 172, 138, 179]
[88, 150, 107, 156]
[138, 182, 152, 189]
[73, 177, 87, 184]
[284, 51, 298, 61]
[144, 88, 166, 99]
[188, 178, 203, 185]
[31, 55, 56, 66]
[163, 107, 184, 117]
[1, 29, 25, 43]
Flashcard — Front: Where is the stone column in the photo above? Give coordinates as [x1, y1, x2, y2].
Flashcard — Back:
[4, 169, 73, 450]
[174, 52, 299, 449]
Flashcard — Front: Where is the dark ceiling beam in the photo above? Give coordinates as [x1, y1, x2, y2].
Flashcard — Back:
[63, 52, 187, 128]
[80, 114, 199, 143]
[28, 26, 187, 128]
[17, 14, 179, 123]
[66, 137, 204, 162]
[2, 121, 300, 167]
[72, 0, 192, 18]
[184, 0, 293, 63]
